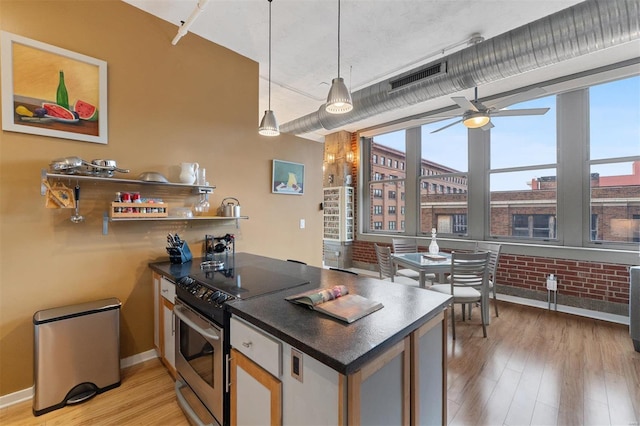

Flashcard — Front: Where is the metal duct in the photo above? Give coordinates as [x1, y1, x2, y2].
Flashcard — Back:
[280, 0, 640, 136]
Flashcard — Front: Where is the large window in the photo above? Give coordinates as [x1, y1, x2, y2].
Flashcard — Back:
[362, 73, 638, 249]
[367, 130, 406, 233]
[588, 76, 640, 244]
[420, 121, 468, 236]
[489, 95, 557, 240]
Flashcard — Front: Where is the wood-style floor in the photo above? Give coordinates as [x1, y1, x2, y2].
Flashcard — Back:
[1, 301, 638, 425]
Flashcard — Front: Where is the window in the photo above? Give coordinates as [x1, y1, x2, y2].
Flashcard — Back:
[366, 131, 407, 233]
[436, 214, 467, 234]
[400, 162, 405, 170]
[588, 76, 640, 244]
[373, 205, 382, 215]
[389, 221, 397, 230]
[394, 160, 398, 169]
[490, 94, 557, 240]
[401, 220, 405, 230]
[401, 206, 405, 215]
[373, 154, 378, 164]
[512, 214, 556, 238]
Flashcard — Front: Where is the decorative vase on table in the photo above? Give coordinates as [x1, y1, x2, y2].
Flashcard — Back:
[429, 228, 439, 254]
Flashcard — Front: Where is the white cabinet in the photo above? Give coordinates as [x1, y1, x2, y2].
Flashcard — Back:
[230, 317, 282, 425]
[323, 186, 354, 241]
[153, 272, 176, 377]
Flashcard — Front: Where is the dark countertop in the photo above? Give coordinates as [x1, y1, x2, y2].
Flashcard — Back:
[149, 253, 451, 375]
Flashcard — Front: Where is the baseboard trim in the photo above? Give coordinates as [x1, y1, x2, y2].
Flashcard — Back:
[498, 293, 630, 325]
[0, 349, 160, 410]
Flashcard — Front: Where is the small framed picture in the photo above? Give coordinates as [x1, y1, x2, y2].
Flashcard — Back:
[272, 159, 304, 195]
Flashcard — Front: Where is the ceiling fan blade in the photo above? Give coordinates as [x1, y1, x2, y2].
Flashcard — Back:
[491, 107, 550, 117]
[451, 96, 478, 112]
[489, 87, 546, 111]
[430, 119, 463, 134]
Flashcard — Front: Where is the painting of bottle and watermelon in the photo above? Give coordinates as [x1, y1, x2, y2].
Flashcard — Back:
[2, 31, 107, 144]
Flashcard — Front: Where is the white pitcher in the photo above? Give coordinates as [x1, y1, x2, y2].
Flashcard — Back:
[179, 162, 199, 184]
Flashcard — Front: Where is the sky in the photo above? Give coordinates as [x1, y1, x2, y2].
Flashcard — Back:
[373, 76, 640, 191]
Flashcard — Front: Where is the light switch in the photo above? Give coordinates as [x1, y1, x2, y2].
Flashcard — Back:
[299, 219, 305, 229]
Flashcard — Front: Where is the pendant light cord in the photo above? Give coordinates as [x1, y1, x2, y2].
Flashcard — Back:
[268, 0, 273, 110]
[337, 0, 341, 79]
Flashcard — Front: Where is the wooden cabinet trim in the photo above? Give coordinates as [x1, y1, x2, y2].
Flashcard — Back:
[230, 348, 282, 426]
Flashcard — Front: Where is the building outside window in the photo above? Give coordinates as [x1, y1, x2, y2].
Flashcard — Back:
[589, 76, 640, 244]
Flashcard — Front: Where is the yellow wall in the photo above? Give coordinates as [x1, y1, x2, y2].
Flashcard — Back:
[0, 0, 323, 395]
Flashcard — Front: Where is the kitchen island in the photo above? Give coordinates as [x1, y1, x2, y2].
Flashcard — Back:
[150, 253, 451, 425]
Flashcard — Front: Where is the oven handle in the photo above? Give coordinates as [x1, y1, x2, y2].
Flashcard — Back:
[175, 379, 214, 426]
[174, 305, 220, 341]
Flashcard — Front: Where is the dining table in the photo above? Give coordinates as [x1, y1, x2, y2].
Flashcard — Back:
[391, 252, 490, 324]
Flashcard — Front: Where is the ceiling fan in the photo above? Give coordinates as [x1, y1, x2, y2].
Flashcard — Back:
[430, 87, 550, 133]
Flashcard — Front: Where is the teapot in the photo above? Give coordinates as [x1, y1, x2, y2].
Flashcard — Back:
[179, 162, 199, 184]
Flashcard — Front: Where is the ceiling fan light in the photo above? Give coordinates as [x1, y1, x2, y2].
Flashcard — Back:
[259, 110, 279, 136]
[463, 111, 490, 129]
[326, 77, 353, 114]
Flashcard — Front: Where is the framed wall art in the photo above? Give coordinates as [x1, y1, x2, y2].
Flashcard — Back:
[272, 159, 304, 195]
[1, 31, 108, 144]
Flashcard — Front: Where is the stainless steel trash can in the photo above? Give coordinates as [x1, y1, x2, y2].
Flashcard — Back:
[33, 298, 121, 416]
[630, 266, 640, 352]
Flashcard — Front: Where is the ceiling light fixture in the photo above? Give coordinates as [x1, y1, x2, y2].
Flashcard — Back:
[462, 110, 490, 129]
[259, 0, 279, 136]
[325, 0, 353, 114]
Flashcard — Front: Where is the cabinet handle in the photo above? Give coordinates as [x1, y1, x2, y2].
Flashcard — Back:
[225, 354, 231, 393]
[242, 341, 252, 348]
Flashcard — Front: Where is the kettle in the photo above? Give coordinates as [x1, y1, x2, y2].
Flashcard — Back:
[219, 197, 241, 217]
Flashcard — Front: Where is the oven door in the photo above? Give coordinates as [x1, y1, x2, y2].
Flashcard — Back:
[174, 300, 224, 426]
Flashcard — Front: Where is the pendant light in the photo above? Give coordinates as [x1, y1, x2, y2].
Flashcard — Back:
[325, 0, 353, 114]
[259, 0, 279, 136]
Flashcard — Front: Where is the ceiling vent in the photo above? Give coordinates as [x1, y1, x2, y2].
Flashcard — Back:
[389, 61, 447, 91]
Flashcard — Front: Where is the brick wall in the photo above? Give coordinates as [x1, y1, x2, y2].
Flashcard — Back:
[496, 254, 630, 304]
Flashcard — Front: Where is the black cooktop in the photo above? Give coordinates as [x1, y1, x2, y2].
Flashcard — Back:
[190, 264, 310, 300]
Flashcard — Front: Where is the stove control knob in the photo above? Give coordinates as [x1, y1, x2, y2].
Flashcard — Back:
[215, 294, 228, 304]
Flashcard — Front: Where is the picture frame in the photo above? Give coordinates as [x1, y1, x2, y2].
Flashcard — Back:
[1, 31, 108, 144]
[272, 159, 304, 195]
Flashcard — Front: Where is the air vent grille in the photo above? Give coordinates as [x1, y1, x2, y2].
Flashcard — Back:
[390, 62, 446, 91]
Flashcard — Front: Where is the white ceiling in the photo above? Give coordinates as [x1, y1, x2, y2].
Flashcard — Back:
[123, 0, 638, 142]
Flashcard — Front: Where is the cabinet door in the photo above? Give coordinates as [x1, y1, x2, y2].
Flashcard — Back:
[231, 348, 282, 426]
[162, 299, 175, 371]
[348, 337, 411, 426]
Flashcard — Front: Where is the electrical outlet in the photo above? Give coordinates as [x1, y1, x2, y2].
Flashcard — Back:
[291, 348, 303, 382]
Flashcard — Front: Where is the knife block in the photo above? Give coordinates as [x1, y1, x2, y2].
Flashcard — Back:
[167, 241, 193, 264]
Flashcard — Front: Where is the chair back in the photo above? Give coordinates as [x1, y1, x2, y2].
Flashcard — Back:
[450, 251, 490, 290]
[374, 244, 395, 280]
[476, 242, 501, 281]
[391, 238, 418, 254]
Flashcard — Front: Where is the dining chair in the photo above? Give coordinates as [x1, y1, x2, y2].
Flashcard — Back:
[475, 242, 502, 317]
[429, 251, 490, 339]
[391, 238, 436, 283]
[374, 244, 422, 287]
